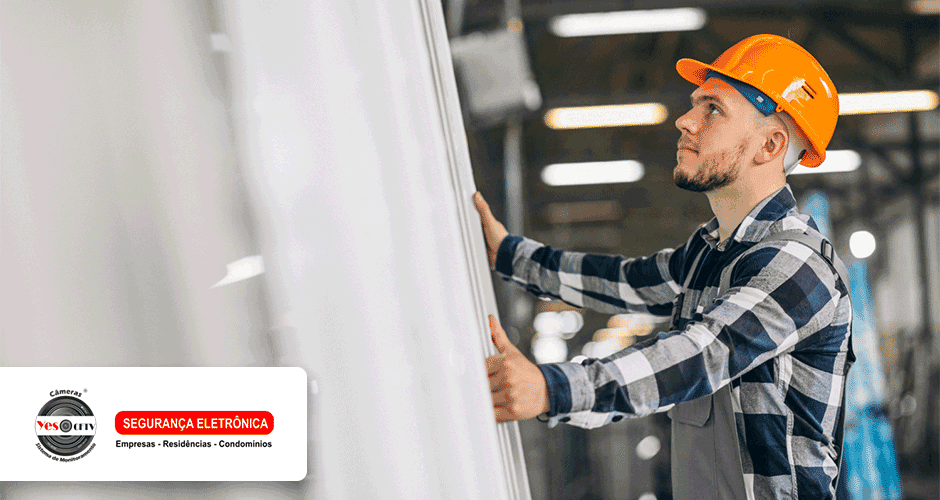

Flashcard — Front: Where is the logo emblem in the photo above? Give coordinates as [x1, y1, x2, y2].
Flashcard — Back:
[35, 395, 96, 458]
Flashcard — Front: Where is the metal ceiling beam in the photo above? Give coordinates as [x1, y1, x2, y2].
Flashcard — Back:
[804, 10, 906, 84]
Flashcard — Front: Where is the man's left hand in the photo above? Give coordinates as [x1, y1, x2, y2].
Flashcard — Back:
[484, 315, 551, 422]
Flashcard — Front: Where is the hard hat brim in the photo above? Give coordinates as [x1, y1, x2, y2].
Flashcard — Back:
[676, 58, 719, 87]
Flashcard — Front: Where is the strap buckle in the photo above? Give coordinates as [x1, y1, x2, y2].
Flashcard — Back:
[820, 239, 835, 264]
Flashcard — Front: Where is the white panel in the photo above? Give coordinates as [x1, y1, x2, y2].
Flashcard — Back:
[221, 0, 530, 499]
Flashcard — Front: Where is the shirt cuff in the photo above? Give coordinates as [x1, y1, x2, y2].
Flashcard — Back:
[536, 361, 595, 417]
[495, 235, 523, 277]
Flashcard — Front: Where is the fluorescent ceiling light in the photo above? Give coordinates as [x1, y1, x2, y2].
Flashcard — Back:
[909, 0, 940, 14]
[839, 90, 939, 115]
[790, 150, 861, 175]
[544, 103, 668, 129]
[551, 8, 707, 37]
[542, 160, 644, 186]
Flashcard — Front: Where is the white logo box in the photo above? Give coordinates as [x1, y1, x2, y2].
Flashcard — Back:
[0, 367, 307, 481]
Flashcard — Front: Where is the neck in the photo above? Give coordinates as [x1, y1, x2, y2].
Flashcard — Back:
[707, 179, 785, 243]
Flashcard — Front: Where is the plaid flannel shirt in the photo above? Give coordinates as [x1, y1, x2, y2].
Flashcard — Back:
[495, 185, 854, 499]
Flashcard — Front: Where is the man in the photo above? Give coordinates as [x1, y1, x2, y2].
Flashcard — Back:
[475, 34, 854, 500]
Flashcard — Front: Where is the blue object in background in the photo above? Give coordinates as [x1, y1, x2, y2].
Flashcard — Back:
[802, 191, 902, 500]
[846, 260, 887, 410]
[843, 261, 902, 500]
[803, 191, 833, 241]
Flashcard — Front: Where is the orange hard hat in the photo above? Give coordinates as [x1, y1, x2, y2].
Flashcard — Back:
[676, 34, 838, 168]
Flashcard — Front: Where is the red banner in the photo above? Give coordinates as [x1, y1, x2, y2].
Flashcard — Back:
[115, 411, 274, 435]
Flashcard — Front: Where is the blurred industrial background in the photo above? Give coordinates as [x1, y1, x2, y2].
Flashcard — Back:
[450, 1, 938, 499]
[1, 1, 938, 499]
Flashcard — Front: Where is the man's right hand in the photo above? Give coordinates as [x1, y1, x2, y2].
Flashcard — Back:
[472, 192, 509, 271]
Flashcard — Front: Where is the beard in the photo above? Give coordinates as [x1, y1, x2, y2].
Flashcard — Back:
[674, 140, 747, 193]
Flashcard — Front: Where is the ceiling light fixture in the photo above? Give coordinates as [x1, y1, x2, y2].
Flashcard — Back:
[541, 160, 644, 186]
[908, 0, 940, 14]
[544, 103, 668, 129]
[550, 8, 707, 37]
[839, 90, 939, 115]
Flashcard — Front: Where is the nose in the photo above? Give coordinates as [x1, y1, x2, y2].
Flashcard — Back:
[675, 107, 699, 135]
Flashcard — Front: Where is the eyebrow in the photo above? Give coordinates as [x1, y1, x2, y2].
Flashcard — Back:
[690, 94, 726, 108]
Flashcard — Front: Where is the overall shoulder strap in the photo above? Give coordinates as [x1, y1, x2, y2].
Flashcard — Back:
[670, 244, 709, 329]
[717, 229, 853, 495]
[683, 244, 709, 291]
[718, 229, 851, 296]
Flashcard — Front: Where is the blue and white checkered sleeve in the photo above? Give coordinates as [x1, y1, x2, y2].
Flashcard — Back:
[537, 239, 846, 429]
[494, 236, 684, 316]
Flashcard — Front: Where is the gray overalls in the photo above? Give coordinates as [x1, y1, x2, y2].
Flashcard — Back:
[666, 230, 852, 500]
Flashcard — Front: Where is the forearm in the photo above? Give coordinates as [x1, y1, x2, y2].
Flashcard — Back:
[535, 323, 746, 430]
[537, 336, 684, 427]
[495, 236, 681, 316]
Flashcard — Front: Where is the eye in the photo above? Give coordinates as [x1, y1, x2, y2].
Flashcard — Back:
[708, 104, 721, 115]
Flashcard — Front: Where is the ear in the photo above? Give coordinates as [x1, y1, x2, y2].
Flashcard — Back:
[753, 117, 788, 165]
